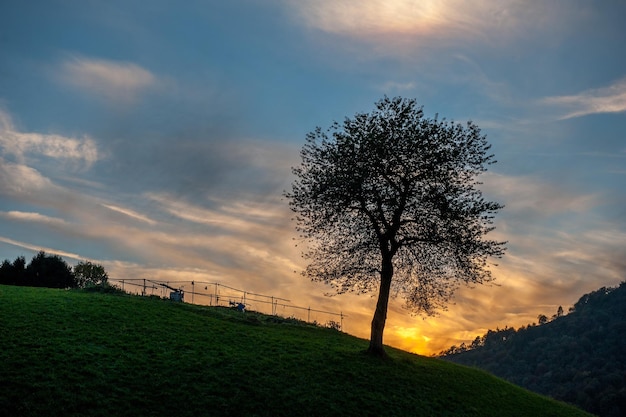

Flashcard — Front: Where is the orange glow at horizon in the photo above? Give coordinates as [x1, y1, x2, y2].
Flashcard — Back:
[2, 227, 610, 358]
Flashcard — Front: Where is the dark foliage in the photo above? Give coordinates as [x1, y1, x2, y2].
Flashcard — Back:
[0, 252, 76, 288]
[79, 282, 125, 295]
[25, 251, 76, 288]
[441, 282, 626, 417]
[0, 256, 26, 285]
[286, 96, 505, 356]
[74, 260, 109, 288]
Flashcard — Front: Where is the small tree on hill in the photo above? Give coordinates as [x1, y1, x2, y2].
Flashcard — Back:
[537, 314, 548, 325]
[286, 97, 506, 357]
[74, 261, 109, 288]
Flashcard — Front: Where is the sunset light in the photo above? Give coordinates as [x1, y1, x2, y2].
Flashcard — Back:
[1, 1, 625, 358]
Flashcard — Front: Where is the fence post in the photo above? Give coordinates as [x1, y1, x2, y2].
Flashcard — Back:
[308, 307, 311, 323]
[143, 279, 146, 296]
[191, 281, 195, 304]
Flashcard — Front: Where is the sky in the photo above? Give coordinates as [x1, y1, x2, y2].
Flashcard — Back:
[1, 0, 625, 355]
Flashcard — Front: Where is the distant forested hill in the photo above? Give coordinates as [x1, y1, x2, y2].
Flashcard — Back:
[441, 281, 626, 417]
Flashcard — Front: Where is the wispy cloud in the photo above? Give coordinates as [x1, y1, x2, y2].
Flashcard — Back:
[482, 172, 599, 216]
[542, 77, 626, 119]
[0, 160, 58, 197]
[101, 204, 157, 225]
[0, 109, 100, 168]
[0, 235, 82, 261]
[0, 211, 68, 227]
[284, 0, 562, 47]
[146, 193, 286, 233]
[288, 0, 495, 37]
[59, 55, 157, 103]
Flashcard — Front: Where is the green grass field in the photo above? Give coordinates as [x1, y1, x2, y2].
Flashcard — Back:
[0, 285, 593, 417]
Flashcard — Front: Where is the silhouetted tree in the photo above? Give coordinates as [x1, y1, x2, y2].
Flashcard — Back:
[74, 261, 108, 288]
[470, 335, 484, 349]
[12, 256, 26, 284]
[0, 259, 12, 285]
[538, 314, 548, 325]
[0, 256, 27, 286]
[286, 96, 506, 356]
[25, 251, 76, 289]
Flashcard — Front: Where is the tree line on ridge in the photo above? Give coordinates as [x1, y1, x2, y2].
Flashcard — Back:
[440, 281, 626, 417]
[0, 251, 109, 289]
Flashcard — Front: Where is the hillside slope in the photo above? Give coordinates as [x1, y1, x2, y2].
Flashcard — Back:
[442, 282, 626, 417]
[0, 285, 592, 417]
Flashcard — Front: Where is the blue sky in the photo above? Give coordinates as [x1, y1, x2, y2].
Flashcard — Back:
[1, 0, 625, 354]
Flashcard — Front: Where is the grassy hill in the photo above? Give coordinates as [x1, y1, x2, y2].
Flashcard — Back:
[0, 285, 593, 417]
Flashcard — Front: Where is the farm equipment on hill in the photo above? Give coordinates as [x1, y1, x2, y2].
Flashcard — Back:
[229, 300, 246, 312]
[149, 280, 184, 302]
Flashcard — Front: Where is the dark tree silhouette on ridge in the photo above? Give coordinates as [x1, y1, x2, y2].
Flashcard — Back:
[25, 251, 75, 289]
[286, 96, 506, 357]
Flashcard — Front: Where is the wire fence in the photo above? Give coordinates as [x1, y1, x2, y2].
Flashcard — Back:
[110, 278, 346, 330]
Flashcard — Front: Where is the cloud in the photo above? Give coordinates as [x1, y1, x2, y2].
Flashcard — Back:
[288, 0, 495, 37]
[0, 235, 82, 261]
[541, 77, 626, 119]
[59, 56, 157, 103]
[284, 0, 562, 47]
[0, 109, 100, 169]
[104, 132, 299, 204]
[0, 211, 68, 228]
[146, 193, 286, 234]
[141, 192, 300, 270]
[101, 204, 157, 225]
[482, 172, 599, 216]
[0, 159, 59, 198]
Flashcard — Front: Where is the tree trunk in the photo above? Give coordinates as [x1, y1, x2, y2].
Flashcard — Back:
[367, 254, 393, 357]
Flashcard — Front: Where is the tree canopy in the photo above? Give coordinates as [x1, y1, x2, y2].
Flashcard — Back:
[287, 96, 506, 356]
[74, 260, 109, 288]
[25, 251, 75, 289]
